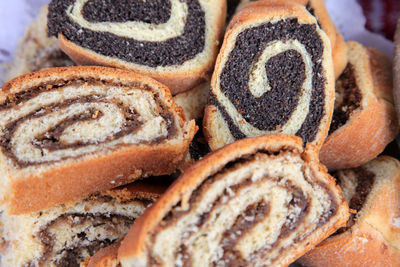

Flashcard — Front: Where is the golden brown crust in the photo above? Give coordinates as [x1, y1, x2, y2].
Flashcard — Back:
[1, 66, 196, 214]
[320, 100, 397, 171]
[105, 176, 172, 202]
[59, 35, 206, 95]
[320, 42, 398, 170]
[87, 242, 120, 267]
[237, 0, 308, 14]
[57, 1, 227, 95]
[367, 46, 395, 102]
[203, 104, 234, 151]
[307, 0, 347, 78]
[299, 222, 400, 266]
[307, 0, 336, 46]
[205, 1, 335, 151]
[237, 0, 347, 78]
[117, 134, 349, 265]
[299, 156, 400, 266]
[9, 142, 192, 215]
[203, 105, 217, 150]
[366, 158, 400, 249]
[233, 0, 310, 23]
[332, 32, 348, 79]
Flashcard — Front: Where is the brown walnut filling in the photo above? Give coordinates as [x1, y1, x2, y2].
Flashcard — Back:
[0, 78, 177, 167]
[329, 64, 362, 134]
[148, 151, 338, 265]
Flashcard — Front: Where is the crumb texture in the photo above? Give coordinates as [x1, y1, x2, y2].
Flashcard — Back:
[123, 144, 345, 267]
[0, 194, 151, 266]
[48, 0, 209, 67]
[207, 14, 332, 150]
[0, 78, 178, 168]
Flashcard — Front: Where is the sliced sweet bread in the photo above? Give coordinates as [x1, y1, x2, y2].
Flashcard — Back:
[6, 3, 209, 122]
[204, 1, 334, 150]
[0, 178, 169, 267]
[236, 0, 347, 79]
[116, 135, 349, 266]
[320, 41, 398, 170]
[0, 66, 196, 214]
[47, 0, 226, 94]
[299, 156, 400, 266]
[3, 5, 74, 83]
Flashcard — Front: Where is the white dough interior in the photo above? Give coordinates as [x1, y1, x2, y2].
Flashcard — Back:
[67, 0, 188, 42]
[0, 194, 149, 266]
[147, 152, 334, 267]
[0, 82, 171, 165]
[215, 36, 315, 138]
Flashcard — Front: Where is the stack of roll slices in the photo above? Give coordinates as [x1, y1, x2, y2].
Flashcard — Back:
[0, 0, 399, 266]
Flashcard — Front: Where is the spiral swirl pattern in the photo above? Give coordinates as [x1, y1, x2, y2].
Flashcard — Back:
[1, 193, 150, 266]
[208, 18, 331, 147]
[146, 151, 338, 266]
[48, 0, 207, 67]
[0, 79, 176, 167]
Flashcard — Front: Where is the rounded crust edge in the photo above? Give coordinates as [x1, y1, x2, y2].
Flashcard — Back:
[299, 222, 400, 267]
[1, 66, 197, 214]
[117, 134, 349, 265]
[87, 242, 120, 267]
[299, 156, 400, 266]
[56, 0, 227, 95]
[320, 96, 397, 170]
[320, 42, 398, 170]
[206, 2, 335, 151]
[58, 33, 206, 95]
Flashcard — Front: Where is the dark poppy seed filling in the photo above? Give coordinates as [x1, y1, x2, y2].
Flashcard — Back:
[82, 0, 171, 24]
[329, 64, 362, 134]
[148, 151, 338, 265]
[47, 0, 206, 67]
[0, 79, 177, 167]
[213, 18, 326, 143]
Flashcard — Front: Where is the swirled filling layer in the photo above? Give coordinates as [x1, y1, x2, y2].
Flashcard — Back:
[332, 167, 374, 234]
[147, 151, 338, 266]
[1, 194, 151, 267]
[211, 18, 326, 143]
[0, 78, 177, 167]
[48, 0, 206, 67]
[329, 64, 362, 134]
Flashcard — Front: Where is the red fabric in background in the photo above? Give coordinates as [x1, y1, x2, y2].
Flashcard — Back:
[357, 0, 400, 41]
[356, 0, 400, 160]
